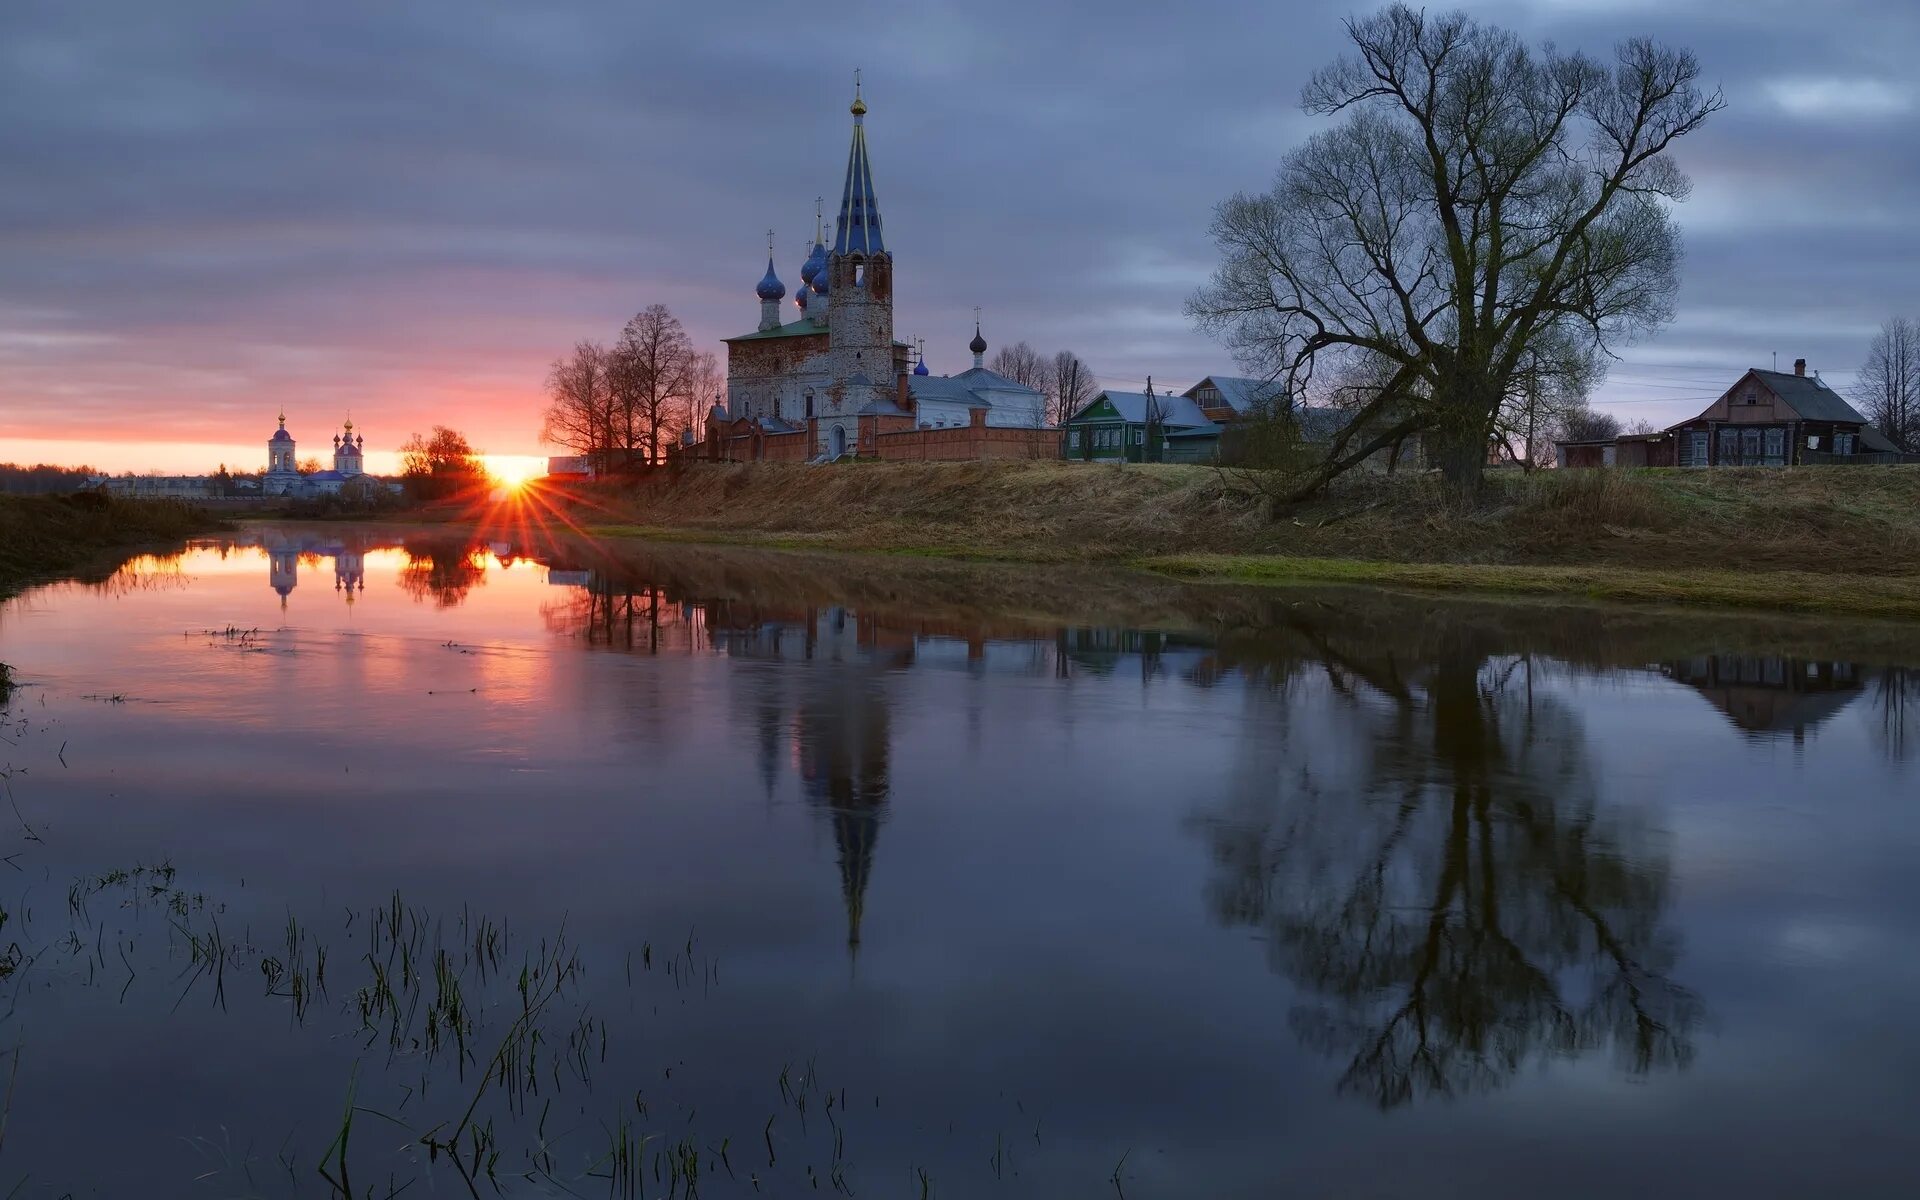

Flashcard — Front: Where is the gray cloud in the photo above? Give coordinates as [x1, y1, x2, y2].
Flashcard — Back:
[2, 0, 1917, 454]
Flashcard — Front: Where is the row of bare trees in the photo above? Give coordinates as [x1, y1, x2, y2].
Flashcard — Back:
[543, 305, 722, 471]
[986, 342, 1100, 426]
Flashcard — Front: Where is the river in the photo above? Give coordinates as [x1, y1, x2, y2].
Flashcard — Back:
[0, 523, 1915, 1197]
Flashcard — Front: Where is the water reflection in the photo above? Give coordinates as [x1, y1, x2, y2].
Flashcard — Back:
[259, 527, 372, 608]
[396, 534, 488, 608]
[8, 528, 1920, 1194]
[1663, 656, 1865, 741]
[1194, 642, 1700, 1108]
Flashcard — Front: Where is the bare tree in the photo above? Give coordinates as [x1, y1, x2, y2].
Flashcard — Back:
[542, 340, 615, 470]
[610, 305, 699, 466]
[1048, 350, 1097, 427]
[685, 351, 723, 449]
[1561, 409, 1622, 442]
[1855, 316, 1920, 452]
[1189, 4, 1722, 498]
[1493, 336, 1605, 468]
[988, 341, 1048, 393]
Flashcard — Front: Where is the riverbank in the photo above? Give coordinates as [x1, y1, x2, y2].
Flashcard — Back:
[535, 461, 1920, 619]
[0, 494, 227, 600]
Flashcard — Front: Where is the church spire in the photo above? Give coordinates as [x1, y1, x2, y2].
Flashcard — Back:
[834, 71, 884, 258]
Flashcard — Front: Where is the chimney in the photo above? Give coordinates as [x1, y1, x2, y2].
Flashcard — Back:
[1793, 358, 1806, 376]
[896, 370, 912, 413]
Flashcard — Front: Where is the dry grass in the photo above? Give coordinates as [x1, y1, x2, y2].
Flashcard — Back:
[557, 461, 1920, 565]
[0, 494, 227, 599]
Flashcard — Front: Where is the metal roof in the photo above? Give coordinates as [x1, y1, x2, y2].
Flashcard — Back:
[1750, 369, 1870, 423]
[1184, 375, 1283, 414]
[834, 103, 884, 257]
[724, 317, 830, 343]
[1070, 390, 1216, 429]
[950, 366, 1040, 395]
[909, 371, 1038, 409]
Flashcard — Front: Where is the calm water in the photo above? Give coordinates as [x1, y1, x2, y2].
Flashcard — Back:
[1, 525, 1917, 1198]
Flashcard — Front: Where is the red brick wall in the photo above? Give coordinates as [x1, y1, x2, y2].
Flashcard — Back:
[867, 424, 1061, 461]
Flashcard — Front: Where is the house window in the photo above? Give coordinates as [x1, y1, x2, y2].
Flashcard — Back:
[1743, 388, 1759, 406]
[1717, 427, 1739, 464]
[1764, 427, 1786, 463]
[1741, 428, 1762, 462]
[1067, 430, 1080, 450]
[1199, 386, 1219, 403]
[1686, 431, 1708, 467]
[1132, 428, 1144, 446]
[1835, 433, 1856, 455]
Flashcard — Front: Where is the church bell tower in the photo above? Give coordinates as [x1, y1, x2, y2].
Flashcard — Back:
[825, 75, 894, 441]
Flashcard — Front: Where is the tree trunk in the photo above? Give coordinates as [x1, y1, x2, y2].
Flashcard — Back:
[1427, 414, 1488, 495]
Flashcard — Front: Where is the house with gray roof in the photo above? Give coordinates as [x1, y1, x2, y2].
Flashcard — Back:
[1558, 359, 1908, 468]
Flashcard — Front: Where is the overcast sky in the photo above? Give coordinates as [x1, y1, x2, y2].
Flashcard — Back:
[3, 0, 1916, 471]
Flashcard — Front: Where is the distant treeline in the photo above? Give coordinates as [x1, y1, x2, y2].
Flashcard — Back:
[0, 463, 97, 495]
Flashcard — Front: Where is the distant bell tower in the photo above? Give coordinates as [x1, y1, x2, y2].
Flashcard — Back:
[267, 412, 296, 475]
[825, 73, 894, 444]
[333, 418, 364, 476]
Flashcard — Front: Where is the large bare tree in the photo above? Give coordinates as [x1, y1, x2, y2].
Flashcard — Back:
[1190, 4, 1722, 496]
[541, 340, 615, 470]
[610, 304, 698, 465]
[1855, 316, 1920, 452]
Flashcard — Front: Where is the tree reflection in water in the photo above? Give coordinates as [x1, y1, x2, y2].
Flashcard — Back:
[1194, 631, 1701, 1109]
[397, 536, 488, 608]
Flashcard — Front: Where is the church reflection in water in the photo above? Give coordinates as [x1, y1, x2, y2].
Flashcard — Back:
[256, 528, 368, 609]
[226, 530, 1919, 1105]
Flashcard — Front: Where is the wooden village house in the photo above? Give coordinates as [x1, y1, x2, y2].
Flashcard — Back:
[1558, 359, 1906, 468]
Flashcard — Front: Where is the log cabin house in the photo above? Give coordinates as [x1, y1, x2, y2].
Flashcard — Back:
[1557, 359, 1900, 468]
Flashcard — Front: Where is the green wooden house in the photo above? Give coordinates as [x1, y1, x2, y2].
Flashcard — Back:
[1064, 390, 1218, 463]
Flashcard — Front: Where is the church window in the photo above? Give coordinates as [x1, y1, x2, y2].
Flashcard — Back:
[804, 391, 815, 418]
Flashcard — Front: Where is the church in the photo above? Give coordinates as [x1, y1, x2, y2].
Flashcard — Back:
[706, 82, 1050, 463]
[263, 412, 378, 497]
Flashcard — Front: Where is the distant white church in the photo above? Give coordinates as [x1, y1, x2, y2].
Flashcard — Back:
[263, 412, 381, 497]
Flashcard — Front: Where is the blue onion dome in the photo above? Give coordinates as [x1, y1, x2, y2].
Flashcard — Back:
[756, 257, 785, 301]
[794, 285, 811, 311]
[811, 266, 828, 296]
[800, 239, 828, 286]
[913, 357, 929, 377]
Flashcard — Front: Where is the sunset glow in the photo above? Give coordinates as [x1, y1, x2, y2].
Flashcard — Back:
[482, 455, 545, 488]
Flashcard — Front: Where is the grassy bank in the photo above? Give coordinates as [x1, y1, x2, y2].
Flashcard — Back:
[0, 493, 227, 600]
[541, 461, 1920, 618]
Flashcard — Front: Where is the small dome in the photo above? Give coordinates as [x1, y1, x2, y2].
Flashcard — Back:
[969, 325, 988, 355]
[913, 358, 930, 377]
[794, 286, 811, 312]
[800, 240, 828, 285]
[811, 266, 829, 297]
[271, 428, 293, 443]
[756, 257, 786, 301]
